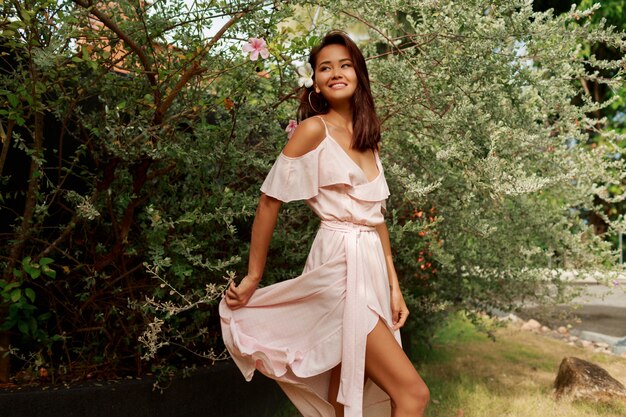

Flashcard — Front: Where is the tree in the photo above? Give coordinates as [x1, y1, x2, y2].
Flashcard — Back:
[534, 0, 626, 243]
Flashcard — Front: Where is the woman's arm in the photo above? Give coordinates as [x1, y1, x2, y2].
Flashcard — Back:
[225, 118, 325, 309]
[375, 221, 410, 330]
[224, 193, 281, 309]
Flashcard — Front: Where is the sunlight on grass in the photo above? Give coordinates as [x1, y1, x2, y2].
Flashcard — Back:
[418, 313, 626, 417]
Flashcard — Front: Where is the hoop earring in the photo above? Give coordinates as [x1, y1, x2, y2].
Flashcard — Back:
[308, 90, 324, 113]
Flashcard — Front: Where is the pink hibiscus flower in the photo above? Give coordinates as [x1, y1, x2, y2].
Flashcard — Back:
[243, 38, 269, 61]
[285, 119, 298, 138]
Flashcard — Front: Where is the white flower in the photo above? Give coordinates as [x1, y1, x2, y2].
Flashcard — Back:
[297, 63, 314, 88]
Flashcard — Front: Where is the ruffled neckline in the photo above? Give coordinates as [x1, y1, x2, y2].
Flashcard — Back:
[324, 134, 382, 185]
[279, 135, 382, 187]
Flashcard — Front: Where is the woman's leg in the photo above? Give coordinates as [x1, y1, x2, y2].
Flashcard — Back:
[328, 363, 344, 417]
[365, 319, 429, 417]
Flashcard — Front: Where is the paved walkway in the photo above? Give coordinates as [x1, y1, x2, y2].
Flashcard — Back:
[522, 282, 626, 338]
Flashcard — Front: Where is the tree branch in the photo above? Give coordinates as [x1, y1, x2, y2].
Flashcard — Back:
[71, 0, 159, 94]
[153, 11, 246, 124]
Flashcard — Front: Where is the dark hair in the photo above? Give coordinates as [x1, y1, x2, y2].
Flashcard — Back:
[297, 30, 381, 151]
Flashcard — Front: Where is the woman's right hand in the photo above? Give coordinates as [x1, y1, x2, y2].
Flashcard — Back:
[224, 275, 260, 310]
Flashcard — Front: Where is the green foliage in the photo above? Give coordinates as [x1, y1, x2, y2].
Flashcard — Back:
[0, 257, 58, 345]
[0, 0, 624, 384]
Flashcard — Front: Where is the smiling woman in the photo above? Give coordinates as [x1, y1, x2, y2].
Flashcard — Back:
[219, 31, 430, 417]
[314, 45, 358, 103]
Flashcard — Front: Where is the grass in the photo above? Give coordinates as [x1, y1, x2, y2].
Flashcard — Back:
[275, 313, 626, 417]
[417, 313, 626, 417]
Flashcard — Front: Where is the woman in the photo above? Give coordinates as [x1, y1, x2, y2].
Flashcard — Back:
[219, 31, 429, 417]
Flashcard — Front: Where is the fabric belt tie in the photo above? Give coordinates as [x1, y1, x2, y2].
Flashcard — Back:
[320, 220, 375, 417]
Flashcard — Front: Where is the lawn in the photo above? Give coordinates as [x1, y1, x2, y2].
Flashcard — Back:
[417, 313, 626, 417]
[277, 313, 626, 417]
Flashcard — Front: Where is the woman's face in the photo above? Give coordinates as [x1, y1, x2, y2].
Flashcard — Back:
[313, 44, 358, 104]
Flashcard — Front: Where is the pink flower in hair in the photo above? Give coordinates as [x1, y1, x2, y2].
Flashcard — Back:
[243, 38, 269, 61]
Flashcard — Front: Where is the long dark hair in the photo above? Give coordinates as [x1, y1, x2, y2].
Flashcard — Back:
[297, 31, 381, 151]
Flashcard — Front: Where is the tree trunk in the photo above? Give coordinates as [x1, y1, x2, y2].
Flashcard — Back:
[0, 120, 15, 177]
[0, 107, 45, 383]
[0, 306, 8, 383]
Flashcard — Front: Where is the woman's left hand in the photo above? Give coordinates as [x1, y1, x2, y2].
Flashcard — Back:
[390, 286, 409, 330]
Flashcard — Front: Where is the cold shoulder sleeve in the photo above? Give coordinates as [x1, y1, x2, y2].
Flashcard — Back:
[260, 148, 321, 203]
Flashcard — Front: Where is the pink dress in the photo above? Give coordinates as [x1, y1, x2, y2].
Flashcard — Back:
[219, 117, 401, 417]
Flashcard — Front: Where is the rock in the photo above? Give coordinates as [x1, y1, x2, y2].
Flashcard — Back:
[595, 342, 610, 349]
[615, 338, 626, 356]
[541, 326, 551, 333]
[581, 340, 593, 348]
[621, 352, 626, 359]
[557, 326, 569, 335]
[569, 336, 579, 343]
[521, 319, 542, 331]
[554, 357, 626, 401]
[500, 313, 520, 323]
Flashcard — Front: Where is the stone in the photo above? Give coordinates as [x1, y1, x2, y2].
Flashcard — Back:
[581, 340, 593, 348]
[557, 326, 569, 335]
[521, 319, 541, 331]
[615, 337, 626, 356]
[554, 357, 626, 401]
[621, 352, 626, 359]
[500, 313, 520, 323]
[595, 342, 610, 349]
[541, 326, 551, 333]
[569, 336, 579, 343]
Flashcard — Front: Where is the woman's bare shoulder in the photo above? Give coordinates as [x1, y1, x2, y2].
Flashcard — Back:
[282, 117, 327, 158]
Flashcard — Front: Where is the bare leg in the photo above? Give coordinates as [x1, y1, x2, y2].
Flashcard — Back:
[328, 363, 344, 417]
[365, 319, 429, 417]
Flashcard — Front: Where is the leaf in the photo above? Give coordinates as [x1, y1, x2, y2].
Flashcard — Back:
[28, 317, 37, 334]
[10, 289, 21, 302]
[30, 269, 41, 279]
[7, 93, 18, 107]
[39, 258, 54, 266]
[19, 9, 31, 24]
[43, 268, 56, 279]
[3, 282, 20, 292]
[22, 263, 35, 275]
[25, 288, 36, 302]
[17, 320, 29, 335]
